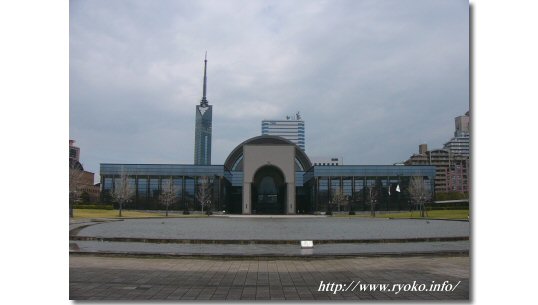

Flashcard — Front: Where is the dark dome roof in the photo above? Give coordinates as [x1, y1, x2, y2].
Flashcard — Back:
[224, 135, 312, 171]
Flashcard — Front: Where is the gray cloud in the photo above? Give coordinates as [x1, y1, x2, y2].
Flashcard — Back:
[70, 0, 469, 179]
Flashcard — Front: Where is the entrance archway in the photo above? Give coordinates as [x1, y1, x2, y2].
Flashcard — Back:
[251, 165, 286, 214]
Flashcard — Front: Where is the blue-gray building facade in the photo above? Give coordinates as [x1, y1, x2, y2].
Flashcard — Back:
[101, 136, 436, 214]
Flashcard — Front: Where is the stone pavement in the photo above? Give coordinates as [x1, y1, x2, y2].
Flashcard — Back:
[70, 255, 470, 300]
[70, 240, 469, 257]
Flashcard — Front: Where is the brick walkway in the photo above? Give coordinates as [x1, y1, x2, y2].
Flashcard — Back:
[70, 255, 469, 300]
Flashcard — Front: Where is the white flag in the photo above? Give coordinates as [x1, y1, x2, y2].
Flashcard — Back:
[396, 184, 401, 192]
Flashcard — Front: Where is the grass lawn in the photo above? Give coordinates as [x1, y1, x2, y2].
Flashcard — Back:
[336, 209, 469, 220]
[73, 209, 469, 220]
[379, 209, 469, 220]
[72, 209, 208, 219]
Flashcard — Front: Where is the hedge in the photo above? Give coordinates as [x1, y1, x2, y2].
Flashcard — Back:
[73, 204, 114, 210]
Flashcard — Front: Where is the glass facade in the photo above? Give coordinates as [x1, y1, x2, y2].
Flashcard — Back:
[101, 162, 435, 213]
[302, 165, 436, 213]
[101, 164, 230, 211]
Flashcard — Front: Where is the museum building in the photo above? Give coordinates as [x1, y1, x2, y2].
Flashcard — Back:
[100, 135, 435, 214]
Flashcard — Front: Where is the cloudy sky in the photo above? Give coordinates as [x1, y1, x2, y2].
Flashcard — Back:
[70, 0, 469, 179]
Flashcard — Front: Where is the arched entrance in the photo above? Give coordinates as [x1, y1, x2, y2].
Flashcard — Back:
[251, 165, 286, 214]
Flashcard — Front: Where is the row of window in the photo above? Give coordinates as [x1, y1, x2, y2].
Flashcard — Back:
[103, 176, 215, 198]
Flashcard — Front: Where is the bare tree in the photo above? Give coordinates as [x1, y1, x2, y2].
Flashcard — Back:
[197, 176, 213, 215]
[368, 186, 378, 217]
[69, 167, 84, 218]
[112, 168, 135, 217]
[408, 176, 432, 217]
[331, 188, 347, 213]
[160, 178, 178, 217]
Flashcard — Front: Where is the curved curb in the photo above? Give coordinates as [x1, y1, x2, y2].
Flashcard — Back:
[387, 217, 469, 222]
[69, 250, 469, 260]
[69, 235, 469, 245]
[69, 219, 123, 236]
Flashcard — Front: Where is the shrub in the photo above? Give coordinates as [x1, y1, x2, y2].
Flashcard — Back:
[435, 192, 469, 201]
[73, 204, 114, 210]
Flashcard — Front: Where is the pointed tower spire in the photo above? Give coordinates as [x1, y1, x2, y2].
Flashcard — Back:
[200, 51, 208, 107]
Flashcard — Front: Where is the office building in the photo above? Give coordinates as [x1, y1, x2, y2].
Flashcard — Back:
[261, 113, 305, 150]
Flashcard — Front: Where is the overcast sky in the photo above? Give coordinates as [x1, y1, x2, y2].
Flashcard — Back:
[70, 0, 469, 179]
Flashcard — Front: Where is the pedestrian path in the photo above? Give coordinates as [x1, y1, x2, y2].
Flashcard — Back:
[70, 255, 470, 300]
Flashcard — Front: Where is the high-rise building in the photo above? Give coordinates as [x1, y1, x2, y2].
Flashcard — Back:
[69, 140, 80, 161]
[405, 144, 469, 193]
[444, 112, 470, 156]
[261, 113, 305, 150]
[454, 111, 470, 137]
[443, 135, 470, 156]
[194, 52, 212, 165]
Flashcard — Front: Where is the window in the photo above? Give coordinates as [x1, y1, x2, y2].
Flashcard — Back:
[149, 178, 160, 198]
[138, 178, 148, 198]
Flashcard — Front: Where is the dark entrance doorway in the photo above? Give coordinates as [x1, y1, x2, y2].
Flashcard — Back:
[251, 165, 286, 214]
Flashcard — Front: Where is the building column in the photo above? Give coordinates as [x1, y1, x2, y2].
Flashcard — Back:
[242, 182, 251, 214]
[287, 183, 296, 214]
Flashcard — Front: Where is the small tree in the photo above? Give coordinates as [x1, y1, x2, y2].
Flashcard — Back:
[408, 176, 432, 217]
[160, 179, 178, 217]
[69, 167, 84, 218]
[331, 188, 347, 213]
[197, 176, 213, 215]
[112, 169, 135, 217]
[367, 186, 378, 217]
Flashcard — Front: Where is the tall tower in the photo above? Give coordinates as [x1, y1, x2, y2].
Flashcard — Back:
[194, 52, 212, 165]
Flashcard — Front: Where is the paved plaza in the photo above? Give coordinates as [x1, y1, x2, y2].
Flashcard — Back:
[70, 216, 470, 300]
[70, 255, 470, 300]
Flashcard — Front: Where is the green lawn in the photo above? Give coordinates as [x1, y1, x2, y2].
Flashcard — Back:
[378, 209, 469, 220]
[72, 209, 469, 220]
[72, 209, 208, 219]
